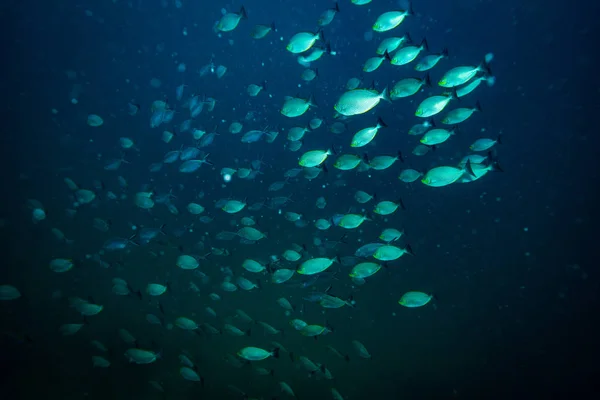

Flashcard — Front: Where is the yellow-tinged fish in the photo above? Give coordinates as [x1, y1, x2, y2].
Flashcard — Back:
[351, 117, 387, 147]
[287, 31, 323, 54]
[216, 6, 248, 32]
[247, 81, 267, 97]
[367, 152, 404, 170]
[470, 134, 502, 152]
[299, 149, 332, 167]
[420, 127, 458, 146]
[334, 88, 390, 116]
[457, 154, 503, 183]
[318, 2, 340, 27]
[421, 161, 475, 187]
[390, 38, 428, 66]
[415, 91, 457, 118]
[373, 244, 414, 261]
[297, 44, 331, 65]
[250, 23, 276, 39]
[373, 199, 405, 215]
[456, 75, 496, 97]
[363, 51, 392, 73]
[415, 48, 449, 71]
[238, 346, 279, 361]
[439, 53, 494, 87]
[398, 291, 433, 307]
[441, 102, 481, 124]
[337, 213, 370, 229]
[297, 256, 339, 275]
[376, 34, 411, 55]
[350, 262, 382, 279]
[334, 154, 362, 170]
[281, 95, 316, 118]
[373, 4, 413, 32]
[390, 75, 431, 99]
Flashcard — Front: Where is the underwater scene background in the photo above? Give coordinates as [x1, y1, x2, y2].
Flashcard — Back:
[1, 0, 598, 399]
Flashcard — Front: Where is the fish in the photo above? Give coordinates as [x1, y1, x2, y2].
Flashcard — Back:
[287, 31, 323, 54]
[372, 5, 413, 32]
[216, 6, 247, 32]
[398, 291, 434, 307]
[237, 346, 279, 361]
[334, 88, 390, 116]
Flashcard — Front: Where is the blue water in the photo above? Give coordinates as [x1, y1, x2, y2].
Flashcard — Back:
[1, 0, 598, 399]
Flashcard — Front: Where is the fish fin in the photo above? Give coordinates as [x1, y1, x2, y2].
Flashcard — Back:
[377, 117, 388, 128]
[397, 197, 406, 210]
[405, 244, 415, 256]
[381, 86, 391, 103]
[334, 2, 340, 12]
[239, 5, 248, 19]
[420, 38, 429, 52]
[423, 73, 432, 87]
[464, 159, 476, 177]
[272, 347, 280, 359]
[383, 50, 392, 62]
[397, 150, 405, 163]
[317, 28, 325, 42]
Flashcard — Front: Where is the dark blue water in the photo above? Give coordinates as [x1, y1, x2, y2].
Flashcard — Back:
[1, 0, 598, 399]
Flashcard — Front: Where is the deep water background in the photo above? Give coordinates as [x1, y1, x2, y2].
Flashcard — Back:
[1, 0, 599, 399]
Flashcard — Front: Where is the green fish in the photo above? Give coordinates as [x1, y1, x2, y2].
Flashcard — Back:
[363, 51, 392, 72]
[415, 92, 457, 118]
[421, 162, 474, 187]
[367, 152, 403, 170]
[456, 75, 496, 98]
[222, 199, 246, 214]
[337, 213, 370, 229]
[373, 199, 404, 215]
[299, 149, 332, 168]
[287, 31, 323, 54]
[372, 5, 413, 32]
[349, 262, 382, 279]
[470, 135, 502, 152]
[379, 228, 404, 243]
[250, 22, 276, 39]
[281, 95, 316, 118]
[398, 291, 433, 308]
[439, 53, 494, 87]
[335, 88, 390, 116]
[297, 257, 338, 275]
[334, 154, 362, 170]
[376, 34, 411, 55]
[216, 6, 247, 32]
[441, 102, 481, 124]
[390, 75, 430, 99]
[420, 127, 458, 146]
[373, 244, 414, 261]
[350, 117, 387, 147]
[390, 38, 428, 66]
[300, 324, 331, 337]
[237, 346, 279, 361]
[415, 48, 448, 71]
[398, 169, 423, 183]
